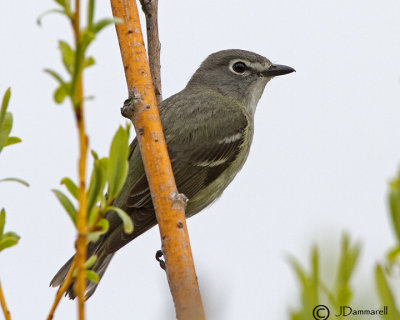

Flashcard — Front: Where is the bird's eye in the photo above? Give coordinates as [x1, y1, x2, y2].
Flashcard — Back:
[232, 62, 247, 74]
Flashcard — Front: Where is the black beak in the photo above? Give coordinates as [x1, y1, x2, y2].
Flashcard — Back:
[262, 64, 295, 77]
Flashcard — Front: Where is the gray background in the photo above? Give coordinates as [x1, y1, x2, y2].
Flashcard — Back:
[1, 0, 400, 319]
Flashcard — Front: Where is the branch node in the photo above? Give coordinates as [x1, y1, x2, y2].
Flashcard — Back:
[171, 192, 188, 210]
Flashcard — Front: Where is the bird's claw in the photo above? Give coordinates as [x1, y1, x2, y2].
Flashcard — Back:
[155, 249, 166, 271]
[121, 96, 140, 119]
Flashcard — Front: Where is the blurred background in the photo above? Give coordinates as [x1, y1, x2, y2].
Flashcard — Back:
[1, 0, 400, 319]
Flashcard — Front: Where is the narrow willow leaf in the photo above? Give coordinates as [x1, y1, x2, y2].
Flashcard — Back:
[0, 112, 13, 153]
[96, 218, 109, 233]
[2, 231, 19, 239]
[87, 0, 95, 30]
[106, 206, 133, 234]
[54, 0, 67, 8]
[87, 231, 101, 243]
[54, 85, 68, 104]
[5, 136, 21, 147]
[287, 255, 307, 287]
[52, 189, 77, 225]
[0, 88, 11, 123]
[36, 9, 68, 26]
[59, 40, 75, 74]
[92, 18, 123, 34]
[389, 177, 400, 243]
[0, 237, 19, 251]
[80, 29, 95, 48]
[91, 149, 99, 160]
[44, 69, 66, 85]
[88, 219, 109, 242]
[61, 177, 78, 199]
[375, 264, 400, 319]
[387, 246, 400, 263]
[0, 209, 5, 236]
[87, 159, 106, 220]
[0, 177, 29, 187]
[83, 56, 95, 69]
[70, 42, 84, 107]
[85, 270, 99, 283]
[84, 255, 97, 269]
[107, 126, 129, 200]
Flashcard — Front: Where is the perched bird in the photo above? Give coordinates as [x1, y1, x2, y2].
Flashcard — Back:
[51, 49, 295, 299]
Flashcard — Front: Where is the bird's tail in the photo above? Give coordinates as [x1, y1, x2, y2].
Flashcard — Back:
[50, 250, 114, 300]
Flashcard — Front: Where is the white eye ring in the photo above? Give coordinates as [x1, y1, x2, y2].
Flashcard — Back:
[229, 60, 248, 74]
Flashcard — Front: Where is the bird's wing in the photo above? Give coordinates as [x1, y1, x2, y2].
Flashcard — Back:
[102, 89, 249, 253]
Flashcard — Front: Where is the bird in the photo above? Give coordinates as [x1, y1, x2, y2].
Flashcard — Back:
[50, 49, 295, 299]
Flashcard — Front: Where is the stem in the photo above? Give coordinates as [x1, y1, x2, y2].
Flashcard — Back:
[0, 281, 11, 320]
[46, 259, 77, 320]
[73, 0, 88, 318]
[139, 0, 162, 104]
[110, 1, 205, 318]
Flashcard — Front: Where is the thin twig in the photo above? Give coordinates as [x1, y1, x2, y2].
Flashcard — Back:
[0, 281, 11, 320]
[110, 1, 205, 318]
[139, 0, 162, 104]
[46, 259, 77, 320]
[72, 0, 88, 318]
[72, 0, 88, 317]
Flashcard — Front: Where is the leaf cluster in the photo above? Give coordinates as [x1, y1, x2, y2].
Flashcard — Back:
[42, 0, 121, 107]
[289, 234, 361, 320]
[53, 125, 133, 244]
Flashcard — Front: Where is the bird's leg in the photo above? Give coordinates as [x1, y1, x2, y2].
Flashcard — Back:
[121, 95, 141, 119]
[155, 249, 166, 271]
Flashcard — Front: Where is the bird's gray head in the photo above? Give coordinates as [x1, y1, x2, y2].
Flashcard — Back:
[186, 49, 294, 116]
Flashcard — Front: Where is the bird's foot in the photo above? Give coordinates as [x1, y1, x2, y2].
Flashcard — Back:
[121, 95, 141, 119]
[155, 249, 166, 271]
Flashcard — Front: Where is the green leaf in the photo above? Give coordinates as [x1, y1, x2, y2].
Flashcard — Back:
[52, 189, 77, 225]
[387, 246, 400, 263]
[107, 126, 129, 200]
[91, 149, 99, 160]
[375, 264, 400, 319]
[106, 206, 133, 234]
[5, 136, 21, 147]
[87, 0, 95, 30]
[0, 236, 19, 251]
[88, 219, 109, 242]
[54, 0, 67, 8]
[54, 85, 68, 104]
[87, 158, 107, 221]
[0, 113, 13, 153]
[389, 176, 400, 243]
[0, 88, 11, 121]
[91, 18, 123, 34]
[80, 29, 95, 48]
[83, 56, 95, 69]
[61, 177, 78, 199]
[36, 9, 69, 26]
[287, 255, 307, 287]
[85, 270, 99, 283]
[0, 209, 5, 236]
[0, 177, 29, 187]
[96, 218, 109, 233]
[0, 88, 13, 153]
[44, 69, 66, 85]
[84, 255, 97, 269]
[59, 40, 75, 74]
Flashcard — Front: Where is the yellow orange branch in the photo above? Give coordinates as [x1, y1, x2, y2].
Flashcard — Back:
[110, 0, 205, 319]
[46, 259, 77, 320]
[0, 281, 11, 320]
